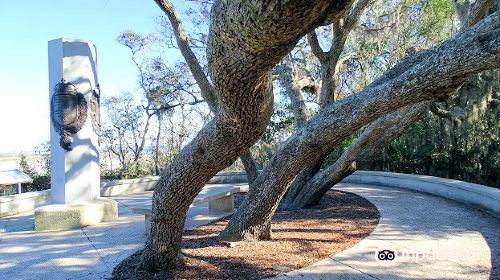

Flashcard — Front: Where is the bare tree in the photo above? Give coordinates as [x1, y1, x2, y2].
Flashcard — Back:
[104, 32, 205, 176]
[102, 92, 150, 176]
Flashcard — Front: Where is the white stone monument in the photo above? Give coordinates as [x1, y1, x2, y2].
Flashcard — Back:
[35, 38, 117, 231]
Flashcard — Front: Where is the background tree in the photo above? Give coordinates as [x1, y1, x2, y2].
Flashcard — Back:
[359, 0, 499, 187]
[102, 31, 206, 178]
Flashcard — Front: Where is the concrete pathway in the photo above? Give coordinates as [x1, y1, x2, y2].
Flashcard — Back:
[273, 183, 499, 280]
[0, 183, 498, 279]
[0, 184, 241, 280]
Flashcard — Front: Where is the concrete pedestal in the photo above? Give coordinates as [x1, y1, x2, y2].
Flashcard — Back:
[35, 198, 118, 231]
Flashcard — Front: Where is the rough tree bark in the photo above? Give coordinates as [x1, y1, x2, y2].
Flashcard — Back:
[220, 12, 500, 241]
[277, 55, 309, 129]
[154, 112, 163, 175]
[455, 0, 494, 29]
[155, 0, 262, 186]
[241, 150, 258, 185]
[288, 102, 429, 208]
[142, 0, 356, 270]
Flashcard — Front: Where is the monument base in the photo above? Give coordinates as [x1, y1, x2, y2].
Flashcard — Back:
[34, 197, 118, 231]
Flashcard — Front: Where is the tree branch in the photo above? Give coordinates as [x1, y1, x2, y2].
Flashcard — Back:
[344, 0, 372, 32]
[241, 150, 258, 185]
[147, 99, 205, 112]
[463, 0, 493, 28]
[429, 102, 453, 119]
[222, 11, 500, 241]
[307, 30, 327, 62]
[154, 0, 218, 112]
[321, 0, 371, 105]
[277, 56, 309, 128]
[289, 102, 429, 208]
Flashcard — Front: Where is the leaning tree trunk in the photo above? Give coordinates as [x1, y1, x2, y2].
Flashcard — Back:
[142, 0, 357, 271]
[292, 0, 500, 206]
[283, 157, 324, 205]
[154, 113, 163, 175]
[241, 150, 258, 185]
[294, 0, 500, 201]
[288, 102, 429, 209]
[219, 12, 500, 242]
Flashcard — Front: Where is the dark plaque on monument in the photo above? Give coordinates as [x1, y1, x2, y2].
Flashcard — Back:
[50, 79, 88, 151]
[90, 84, 101, 140]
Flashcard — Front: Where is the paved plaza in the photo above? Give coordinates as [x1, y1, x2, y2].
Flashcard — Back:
[1, 183, 498, 280]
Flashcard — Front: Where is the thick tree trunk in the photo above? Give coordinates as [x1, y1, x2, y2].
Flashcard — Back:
[289, 103, 429, 209]
[142, 0, 356, 270]
[283, 157, 323, 205]
[241, 150, 258, 185]
[219, 13, 500, 241]
[287, 85, 308, 129]
[154, 113, 163, 175]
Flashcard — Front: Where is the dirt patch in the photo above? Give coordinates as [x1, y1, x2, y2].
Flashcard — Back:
[111, 190, 379, 279]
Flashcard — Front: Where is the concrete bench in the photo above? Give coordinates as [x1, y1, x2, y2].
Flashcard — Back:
[132, 184, 248, 235]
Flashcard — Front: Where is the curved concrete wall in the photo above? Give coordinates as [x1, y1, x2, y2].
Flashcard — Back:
[100, 171, 249, 196]
[1, 171, 250, 217]
[344, 171, 500, 218]
[100, 176, 159, 196]
[0, 190, 51, 217]
[3, 171, 497, 219]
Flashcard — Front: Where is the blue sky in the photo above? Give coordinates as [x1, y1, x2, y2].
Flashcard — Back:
[0, 0, 187, 153]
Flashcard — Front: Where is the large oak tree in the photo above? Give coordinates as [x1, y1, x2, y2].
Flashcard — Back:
[132, 0, 500, 272]
[142, 0, 356, 270]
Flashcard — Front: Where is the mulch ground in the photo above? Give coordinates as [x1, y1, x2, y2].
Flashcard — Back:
[111, 189, 380, 280]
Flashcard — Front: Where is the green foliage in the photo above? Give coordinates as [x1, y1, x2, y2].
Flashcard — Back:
[18, 153, 34, 176]
[100, 168, 123, 180]
[419, 0, 455, 40]
[360, 71, 500, 187]
[122, 161, 153, 179]
[17, 152, 51, 193]
[24, 175, 50, 193]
